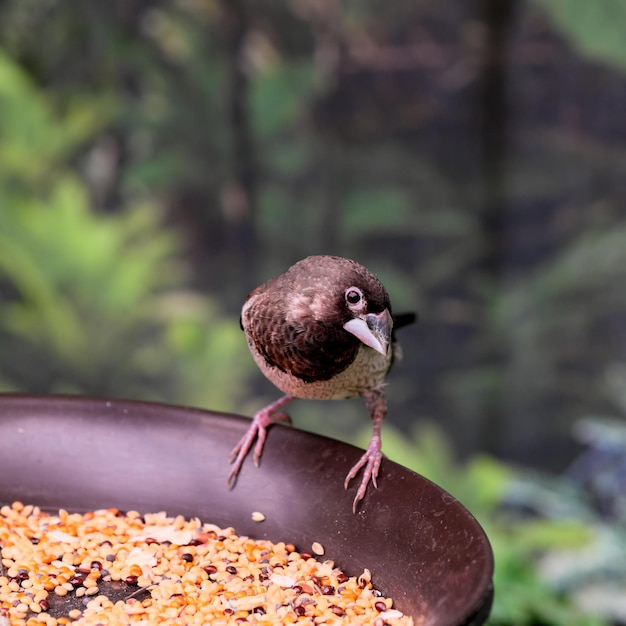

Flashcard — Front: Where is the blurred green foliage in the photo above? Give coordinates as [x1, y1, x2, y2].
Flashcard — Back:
[0, 49, 253, 407]
[532, 0, 626, 72]
[0, 1, 626, 624]
[0, 51, 110, 184]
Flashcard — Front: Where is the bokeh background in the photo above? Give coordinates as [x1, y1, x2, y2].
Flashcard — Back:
[1, 1, 625, 624]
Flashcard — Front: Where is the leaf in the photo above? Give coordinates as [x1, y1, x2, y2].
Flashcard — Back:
[0, 51, 113, 185]
[532, 0, 626, 72]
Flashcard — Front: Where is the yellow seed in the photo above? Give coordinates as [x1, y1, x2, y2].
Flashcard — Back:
[33, 590, 48, 604]
[0, 504, 413, 626]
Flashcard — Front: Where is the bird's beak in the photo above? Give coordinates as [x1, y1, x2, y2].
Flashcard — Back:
[343, 309, 393, 356]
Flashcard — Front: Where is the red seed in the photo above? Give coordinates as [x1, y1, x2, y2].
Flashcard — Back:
[331, 605, 346, 616]
[375, 600, 387, 612]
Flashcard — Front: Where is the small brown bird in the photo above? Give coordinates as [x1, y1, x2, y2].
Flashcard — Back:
[228, 255, 415, 511]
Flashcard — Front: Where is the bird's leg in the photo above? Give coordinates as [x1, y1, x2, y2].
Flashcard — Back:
[228, 395, 294, 488]
[345, 387, 387, 512]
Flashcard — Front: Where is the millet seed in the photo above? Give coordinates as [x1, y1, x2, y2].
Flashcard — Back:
[0, 502, 416, 626]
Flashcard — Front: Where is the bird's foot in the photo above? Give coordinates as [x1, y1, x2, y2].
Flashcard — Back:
[344, 438, 383, 513]
[227, 396, 293, 488]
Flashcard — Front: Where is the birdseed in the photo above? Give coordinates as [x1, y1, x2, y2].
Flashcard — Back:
[0, 502, 415, 625]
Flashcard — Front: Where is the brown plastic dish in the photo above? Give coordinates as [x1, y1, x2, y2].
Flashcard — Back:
[0, 394, 493, 625]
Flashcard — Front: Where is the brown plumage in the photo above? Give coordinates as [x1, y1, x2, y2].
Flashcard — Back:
[228, 255, 415, 512]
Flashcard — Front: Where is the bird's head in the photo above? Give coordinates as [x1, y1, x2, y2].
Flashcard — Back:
[288, 256, 393, 357]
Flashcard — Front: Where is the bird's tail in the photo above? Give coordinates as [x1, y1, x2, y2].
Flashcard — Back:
[393, 312, 417, 330]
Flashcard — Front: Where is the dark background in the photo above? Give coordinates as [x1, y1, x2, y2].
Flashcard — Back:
[2, 0, 624, 467]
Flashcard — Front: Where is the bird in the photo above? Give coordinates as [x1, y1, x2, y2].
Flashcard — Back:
[228, 255, 415, 512]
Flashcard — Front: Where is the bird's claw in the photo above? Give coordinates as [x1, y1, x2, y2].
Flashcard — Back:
[227, 397, 293, 488]
[344, 446, 383, 513]
[227, 420, 266, 488]
[250, 411, 290, 466]
[270, 410, 292, 426]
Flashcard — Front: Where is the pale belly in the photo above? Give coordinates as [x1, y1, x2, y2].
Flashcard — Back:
[250, 343, 391, 400]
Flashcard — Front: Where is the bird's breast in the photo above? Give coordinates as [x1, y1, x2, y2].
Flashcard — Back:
[248, 338, 392, 400]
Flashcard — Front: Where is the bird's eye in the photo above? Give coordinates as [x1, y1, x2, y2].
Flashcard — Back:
[345, 287, 363, 307]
